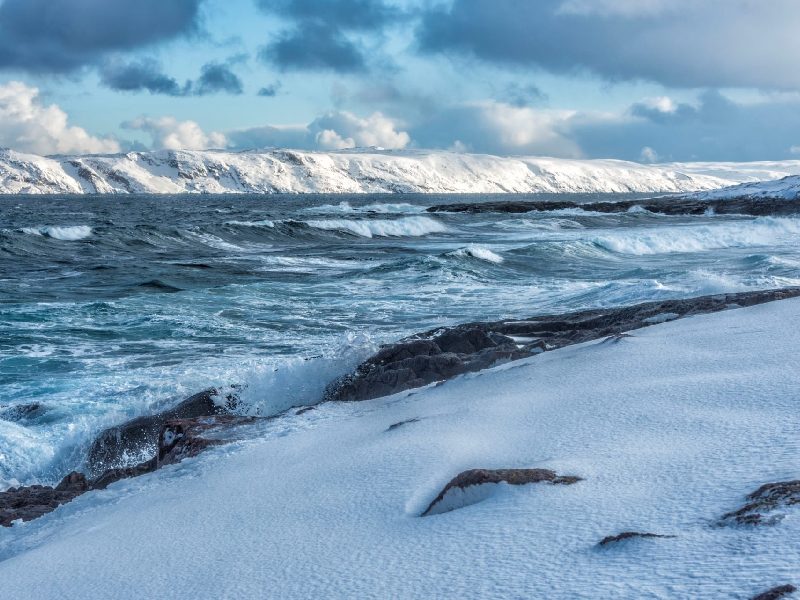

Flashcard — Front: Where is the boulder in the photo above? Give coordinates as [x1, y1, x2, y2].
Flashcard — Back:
[720, 480, 800, 526]
[751, 585, 797, 600]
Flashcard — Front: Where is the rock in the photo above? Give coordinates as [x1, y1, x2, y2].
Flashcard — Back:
[0, 402, 48, 423]
[597, 531, 675, 546]
[428, 196, 800, 218]
[86, 388, 238, 475]
[1, 414, 260, 527]
[720, 480, 800, 526]
[751, 585, 797, 600]
[422, 468, 581, 516]
[327, 288, 800, 402]
[386, 418, 420, 431]
[0, 471, 88, 527]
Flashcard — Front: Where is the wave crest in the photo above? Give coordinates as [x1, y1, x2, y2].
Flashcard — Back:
[304, 216, 447, 238]
[22, 225, 93, 240]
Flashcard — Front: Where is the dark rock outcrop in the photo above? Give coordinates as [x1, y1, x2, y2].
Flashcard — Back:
[751, 585, 797, 600]
[86, 388, 238, 475]
[428, 196, 800, 217]
[386, 418, 420, 431]
[326, 288, 800, 402]
[422, 468, 581, 516]
[1, 414, 258, 527]
[720, 480, 800, 526]
[597, 531, 675, 546]
[1, 471, 88, 527]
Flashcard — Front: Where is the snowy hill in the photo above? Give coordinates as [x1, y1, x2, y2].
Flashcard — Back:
[3, 147, 800, 195]
[2, 297, 800, 598]
[687, 174, 800, 201]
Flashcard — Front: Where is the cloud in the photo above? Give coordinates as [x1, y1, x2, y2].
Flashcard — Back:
[256, 0, 404, 72]
[416, 0, 800, 89]
[411, 101, 582, 157]
[257, 83, 281, 97]
[122, 116, 226, 150]
[100, 59, 189, 96]
[501, 83, 548, 108]
[259, 21, 367, 72]
[0, 81, 119, 155]
[227, 110, 410, 150]
[194, 59, 244, 96]
[0, 0, 203, 73]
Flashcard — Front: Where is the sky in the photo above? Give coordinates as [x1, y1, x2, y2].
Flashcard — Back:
[0, 0, 799, 162]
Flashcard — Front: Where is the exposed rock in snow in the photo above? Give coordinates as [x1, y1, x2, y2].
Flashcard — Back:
[422, 468, 581, 516]
[751, 584, 797, 600]
[3, 147, 800, 194]
[597, 531, 676, 546]
[720, 480, 800, 527]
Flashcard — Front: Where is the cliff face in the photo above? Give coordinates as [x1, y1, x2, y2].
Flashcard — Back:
[3, 147, 799, 195]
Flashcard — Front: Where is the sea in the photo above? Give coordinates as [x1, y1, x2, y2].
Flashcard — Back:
[2, 193, 800, 486]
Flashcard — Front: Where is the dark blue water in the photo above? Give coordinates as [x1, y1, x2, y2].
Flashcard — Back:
[2, 193, 800, 485]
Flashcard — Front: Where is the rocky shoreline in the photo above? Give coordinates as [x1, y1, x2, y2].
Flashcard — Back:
[427, 195, 800, 217]
[3, 287, 800, 527]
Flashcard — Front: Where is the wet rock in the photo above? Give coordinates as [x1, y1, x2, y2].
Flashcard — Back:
[597, 531, 675, 546]
[0, 471, 88, 527]
[422, 468, 581, 516]
[2, 415, 259, 527]
[87, 388, 238, 476]
[0, 402, 48, 423]
[751, 585, 797, 600]
[327, 288, 800, 402]
[720, 480, 800, 526]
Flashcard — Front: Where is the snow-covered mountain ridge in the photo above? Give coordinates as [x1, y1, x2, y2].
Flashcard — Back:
[3, 147, 800, 195]
[686, 174, 800, 201]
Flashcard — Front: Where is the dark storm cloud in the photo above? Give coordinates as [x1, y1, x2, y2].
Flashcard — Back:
[100, 59, 189, 96]
[256, 0, 403, 73]
[194, 60, 245, 96]
[259, 22, 367, 72]
[256, 0, 401, 30]
[0, 0, 203, 73]
[416, 0, 800, 89]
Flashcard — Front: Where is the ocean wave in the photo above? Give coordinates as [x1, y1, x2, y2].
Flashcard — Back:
[592, 217, 800, 256]
[304, 216, 447, 238]
[448, 245, 505, 264]
[21, 225, 93, 240]
[224, 219, 276, 228]
[309, 201, 424, 215]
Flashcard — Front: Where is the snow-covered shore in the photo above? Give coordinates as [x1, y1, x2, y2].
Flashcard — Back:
[2, 297, 799, 598]
[3, 147, 800, 194]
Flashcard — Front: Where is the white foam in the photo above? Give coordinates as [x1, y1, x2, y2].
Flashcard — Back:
[310, 202, 424, 214]
[224, 219, 275, 228]
[304, 216, 447, 238]
[449, 245, 505, 264]
[21, 225, 92, 240]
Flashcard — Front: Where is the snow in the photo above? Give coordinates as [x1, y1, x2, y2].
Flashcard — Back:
[3, 147, 800, 194]
[687, 175, 800, 201]
[2, 298, 800, 598]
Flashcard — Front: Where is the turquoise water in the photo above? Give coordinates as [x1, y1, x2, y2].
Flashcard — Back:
[2, 193, 800, 485]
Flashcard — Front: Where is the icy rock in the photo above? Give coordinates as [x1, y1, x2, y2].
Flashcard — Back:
[597, 531, 675, 546]
[0, 472, 88, 527]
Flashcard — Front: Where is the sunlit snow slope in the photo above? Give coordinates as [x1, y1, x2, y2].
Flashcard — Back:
[1, 298, 799, 598]
[3, 147, 800, 194]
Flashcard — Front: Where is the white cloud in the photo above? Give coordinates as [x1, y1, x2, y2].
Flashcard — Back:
[227, 110, 410, 151]
[0, 81, 119, 155]
[122, 116, 227, 150]
[310, 111, 410, 149]
[639, 146, 659, 163]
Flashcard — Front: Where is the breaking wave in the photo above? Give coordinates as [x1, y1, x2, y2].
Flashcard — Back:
[593, 217, 800, 256]
[448, 245, 505, 264]
[21, 225, 93, 240]
[304, 216, 447, 238]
